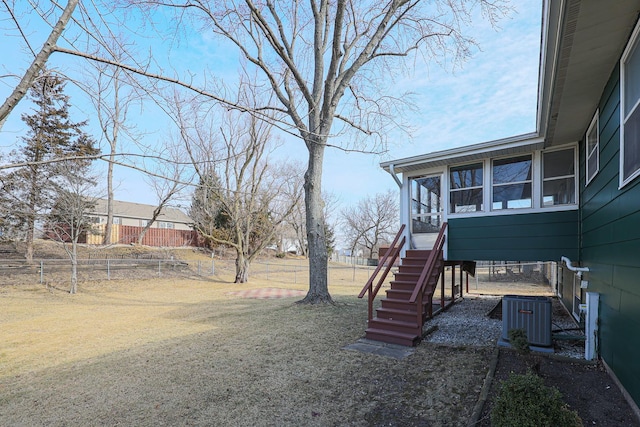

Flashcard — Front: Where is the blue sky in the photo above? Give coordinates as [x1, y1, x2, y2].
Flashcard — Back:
[0, 1, 542, 217]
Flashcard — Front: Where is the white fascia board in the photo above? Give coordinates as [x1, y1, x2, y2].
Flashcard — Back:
[380, 133, 544, 173]
[536, 0, 563, 137]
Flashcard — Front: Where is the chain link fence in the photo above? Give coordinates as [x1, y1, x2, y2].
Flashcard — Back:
[0, 258, 193, 286]
[0, 257, 377, 288]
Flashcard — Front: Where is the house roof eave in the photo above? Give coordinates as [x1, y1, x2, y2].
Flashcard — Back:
[382, 0, 640, 178]
[380, 133, 543, 175]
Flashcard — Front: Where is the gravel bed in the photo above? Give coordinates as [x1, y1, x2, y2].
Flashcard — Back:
[423, 296, 502, 347]
[423, 295, 586, 359]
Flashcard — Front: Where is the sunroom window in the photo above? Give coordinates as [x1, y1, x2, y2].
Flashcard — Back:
[410, 176, 442, 233]
[492, 155, 532, 210]
[586, 112, 599, 185]
[543, 148, 575, 206]
[449, 163, 483, 213]
[622, 24, 640, 186]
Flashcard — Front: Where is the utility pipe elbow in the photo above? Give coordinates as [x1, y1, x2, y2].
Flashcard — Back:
[561, 256, 589, 277]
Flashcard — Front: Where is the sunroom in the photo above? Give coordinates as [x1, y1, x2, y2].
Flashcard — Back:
[381, 134, 580, 263]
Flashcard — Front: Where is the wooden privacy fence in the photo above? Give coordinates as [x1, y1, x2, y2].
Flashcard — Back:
[82, 224, 204, 247]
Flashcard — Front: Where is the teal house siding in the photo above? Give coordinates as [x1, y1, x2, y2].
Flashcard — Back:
[580, 64, 640, 405]
[447, 211, 579, 261]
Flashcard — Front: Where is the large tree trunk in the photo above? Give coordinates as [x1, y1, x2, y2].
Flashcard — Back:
[234, 251, 249, 283]
[299, 144, 333, 304]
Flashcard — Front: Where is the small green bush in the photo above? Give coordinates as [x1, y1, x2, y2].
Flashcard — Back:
[508, 328, 530, 354]
[491, 372, 582, 427]
[275, 252, 286, 259]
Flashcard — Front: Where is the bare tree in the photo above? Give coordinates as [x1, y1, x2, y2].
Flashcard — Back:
[81, 61, 143, 245]
[137, 139, 191, 244]
[274, 162, 307, 256]
[1, 1, 509, 302]
[123, 0, 508, 303]
[187, 87, 301, 283]
[341, 190, 399, 260]
[46, 166, 100, 294]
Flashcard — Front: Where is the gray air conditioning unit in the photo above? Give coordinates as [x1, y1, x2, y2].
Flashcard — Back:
[501, 295, 552, 348]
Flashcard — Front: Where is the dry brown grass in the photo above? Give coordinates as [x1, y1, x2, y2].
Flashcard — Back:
[0, 259, 494, 426]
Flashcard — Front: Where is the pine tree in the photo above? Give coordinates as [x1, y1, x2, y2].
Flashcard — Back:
[0, 71, 97, 262]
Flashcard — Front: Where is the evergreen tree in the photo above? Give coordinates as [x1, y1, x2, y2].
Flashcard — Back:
[0, 71, 97, 262]
[189, 171, 232, 249]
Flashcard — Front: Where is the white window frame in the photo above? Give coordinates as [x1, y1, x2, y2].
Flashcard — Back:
[541, 146, 577, 207]
[491, 154, 534, 211]
[586, 111, 599, 186]
[448, 162, 484, 214]
[620, 20, 640, 188]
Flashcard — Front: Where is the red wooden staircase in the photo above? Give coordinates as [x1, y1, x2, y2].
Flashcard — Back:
[358, 224, 447, 347]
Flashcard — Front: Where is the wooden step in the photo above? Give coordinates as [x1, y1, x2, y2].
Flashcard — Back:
[406, 249, 431, 258]
[401, 257, 429, 266]
[385, 288, 413, 300]
[388, 280, 417, 291]
[380, 297, 431, 312]
[397, 264, 425, 274]
[364, 327, 420, 347]
[393, 271, 421, 282]
[380, 297, 418, 311]
[368, 318, 421, 336]
[376, 307, 419, 323]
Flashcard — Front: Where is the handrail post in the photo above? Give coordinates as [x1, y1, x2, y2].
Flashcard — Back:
[417, 291, 423, 333]
[358, 225, 407, 323]
[368, 284, 373, 321]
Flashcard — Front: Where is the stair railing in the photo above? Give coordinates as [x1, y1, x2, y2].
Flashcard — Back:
[409, 223, 448, 330]
[358, 224, 407, 321]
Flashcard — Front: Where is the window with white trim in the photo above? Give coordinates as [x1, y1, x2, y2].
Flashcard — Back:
[449, 163, 483, 213]
[543, 148, 575, 206]
[492, 155, 532, 210]
[586, 112, 599, 185]
[621, 23, 640, 186]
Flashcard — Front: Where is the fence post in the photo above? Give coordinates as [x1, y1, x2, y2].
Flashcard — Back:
[107, 259, 110, 281]
[211, 260, 215, 275]
[197, 260, 201, 276]
[40, 261, 43, 284]
[158, 260, 161, 276]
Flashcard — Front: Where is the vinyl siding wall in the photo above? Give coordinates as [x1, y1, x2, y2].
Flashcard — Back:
[447, 210, 579, 261]
[581, 63, 640, 406]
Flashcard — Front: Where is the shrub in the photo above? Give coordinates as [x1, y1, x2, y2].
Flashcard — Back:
[275, 252, 286, 259]
[491, 372, 582, 427]
[508, 328, 530, 354]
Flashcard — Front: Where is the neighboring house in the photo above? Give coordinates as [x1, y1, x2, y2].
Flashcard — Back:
[85, 199, 199, 247]
[381, 0, 640, 411]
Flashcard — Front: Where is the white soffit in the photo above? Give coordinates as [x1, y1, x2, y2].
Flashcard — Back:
[544, 0, 640, 146]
